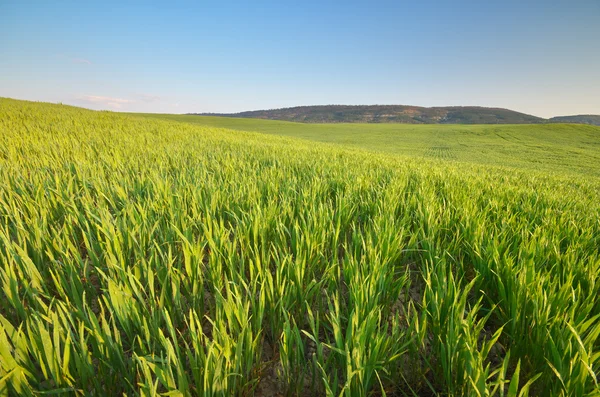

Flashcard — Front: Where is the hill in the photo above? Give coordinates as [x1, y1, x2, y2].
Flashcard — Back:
[549, 114, 600, 126]
[195, 104, 546, 124]
[144, 113, 600, 177]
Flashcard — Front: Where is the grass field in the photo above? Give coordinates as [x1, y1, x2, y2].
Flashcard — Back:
[1, 98, 600, 396]
[140, 113, 600, 178]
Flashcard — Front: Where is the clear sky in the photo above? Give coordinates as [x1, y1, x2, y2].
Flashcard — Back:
[1, 0, 599, 117]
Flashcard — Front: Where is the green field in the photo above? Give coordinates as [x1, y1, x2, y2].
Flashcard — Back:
[1, 98, 600, 396]
[140, 113, 600, 177]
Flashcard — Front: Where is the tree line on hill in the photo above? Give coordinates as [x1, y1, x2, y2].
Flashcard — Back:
[193, 105, 600, 125]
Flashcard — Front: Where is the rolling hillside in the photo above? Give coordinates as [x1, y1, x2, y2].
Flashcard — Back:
[549, 115, 600, 126]
[195, 104, 546, 124]
[1, 98, 600, 396]
[143, 113, 600, 177]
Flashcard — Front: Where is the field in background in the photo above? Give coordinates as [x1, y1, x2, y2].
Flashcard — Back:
[1, 98, 600, 396]
[140, 113, 600, 177]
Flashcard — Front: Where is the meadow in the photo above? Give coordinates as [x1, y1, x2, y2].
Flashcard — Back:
[1, 97, 599, 396]
[140, 113, 600, 178]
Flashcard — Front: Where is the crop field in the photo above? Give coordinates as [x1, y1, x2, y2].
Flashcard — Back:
[141, 113, 600, 178]
[1, 97, 600, 396]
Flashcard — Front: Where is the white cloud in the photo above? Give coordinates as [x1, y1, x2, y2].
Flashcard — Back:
[72, 58, 92, 65]
[77, 95, 136, 109]
[138, 94, 161, 103]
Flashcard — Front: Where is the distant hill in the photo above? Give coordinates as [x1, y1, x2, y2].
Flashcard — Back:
[194, 105, 547, 124]
[549, 115, 600, 126]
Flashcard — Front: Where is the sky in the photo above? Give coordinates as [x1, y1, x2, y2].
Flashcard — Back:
[1, 0, 599, 118]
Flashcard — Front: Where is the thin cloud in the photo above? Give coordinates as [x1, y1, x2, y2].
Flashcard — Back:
[72, 58, 92, 65]
[138, 94, 161, 103]
[77, 95, 136, 109]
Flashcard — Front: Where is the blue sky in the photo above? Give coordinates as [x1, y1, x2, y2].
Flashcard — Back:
[1, 0, 599, 117]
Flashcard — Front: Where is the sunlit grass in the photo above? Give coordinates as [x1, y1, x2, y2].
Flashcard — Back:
[140, 113, 600, 178]
[1, 98, 599, 396]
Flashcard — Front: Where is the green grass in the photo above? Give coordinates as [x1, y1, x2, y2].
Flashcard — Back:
[1, 97, 600, 396]
[139, 113, 600, 177]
